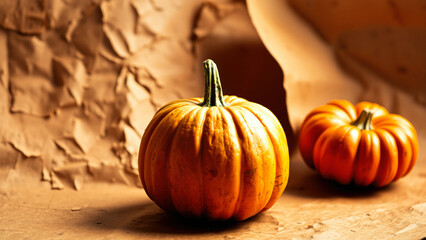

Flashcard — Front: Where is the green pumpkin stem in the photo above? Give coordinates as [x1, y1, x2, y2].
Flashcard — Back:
[351, 109, 374, 131]
[200, 59, 226, 107]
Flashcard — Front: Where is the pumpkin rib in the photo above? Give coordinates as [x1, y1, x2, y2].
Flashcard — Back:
[374, 115, 413, 130]
[224, 95, 247, 105]
[199, 107, 210, 219]
[231, 106, 276, 220]
[403, 123, 419, 176]
[339, 126, 362, 185]
[155, 99, 194, 113]
[238, 105, 273, 212]
[201, 107, 241, 220]
[299, 113, 349, 167]
[239, 103, 289, 211]
[373, 129, 399, 187]
[312, 125, 340, 173]
[355, 102, 388, 117]
[145, 105, 197, 213]
[217, 106, 243, 219]
[139, 101, 190, 193]
[314, 125, 361, 184]
[373, 115, 418, 176]
[327, 99, 357, 120]
[352, 130, 380, 186]
[140, 103, 188, 200]
[304, 105, 354, 123]
[379, 126, 412, 181]
[224, 106, 272, 220]
[224, 107, 246, 219]
[168, 106, 207, 218]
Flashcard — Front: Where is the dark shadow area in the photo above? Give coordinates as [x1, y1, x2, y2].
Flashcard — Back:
[284, 155, 397, 199]
[195, 4, 295, 153]
[198, 40, 295, 153]
[125, 210, 263, 235]
[80, 200, 268, 235]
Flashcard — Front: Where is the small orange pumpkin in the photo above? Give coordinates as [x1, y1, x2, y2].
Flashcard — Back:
[138, 59, 289, 221]
[299, 100, 418, 187]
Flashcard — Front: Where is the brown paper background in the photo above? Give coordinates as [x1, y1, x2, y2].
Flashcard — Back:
[0, 0, 425, 239]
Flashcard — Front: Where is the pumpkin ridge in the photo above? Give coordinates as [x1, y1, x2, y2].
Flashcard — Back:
[312, 125, 340, 172]
[327, 100, 357, 120]
[141, 104, 188, 199]
[198, 107, 210, 219]
[226, 95, 248, 105]
[200, 107, 228, 219]
[155, 99, 193, 113]
[168, 106, 205, 217]
[226, 105, 275, 220]
[375, 116, 419, 172]
[211, 107, 242, 219]
[354, 130, 381, 186]
[147, 105, 197, 213]
[373, 129, 399, 186]
[305, 105, 353, 122]
[223, 106, 248, 220]
[335, 125, 361, 184]
[314, 124, 358, 182]
[404, 134, 418, 177]
[378, 126, 413, 180]
[139, 102, 190, 196]
[238, 105, 276, 211]
[400, 117, 419, 176]
[350, 128, 367, 185]
[239, 103, 288, 211]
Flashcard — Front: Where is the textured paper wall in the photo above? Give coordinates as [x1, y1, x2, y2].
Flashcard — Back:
[0, 0, 209, 190]
[0, 0, 294, 191]
[1, 0, 425, 191]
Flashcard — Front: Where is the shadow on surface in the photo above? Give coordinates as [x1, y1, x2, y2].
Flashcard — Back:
[284, 155, 397, 199]
[81, 200, 269, 235]
[125, 210, 264, 234]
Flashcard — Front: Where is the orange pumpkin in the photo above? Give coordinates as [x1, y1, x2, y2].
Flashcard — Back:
[138, 59, 289, 221]
[299, 100, 418, 187]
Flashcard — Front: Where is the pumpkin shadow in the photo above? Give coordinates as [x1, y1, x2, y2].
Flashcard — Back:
[284, 155, 397, 199]
[125, 210, 262, 235]
[81, 200, 263, 235]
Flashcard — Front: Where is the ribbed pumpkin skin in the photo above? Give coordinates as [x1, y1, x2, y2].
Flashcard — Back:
[299, 100, 418, 187]
[138, 95, 289, 221]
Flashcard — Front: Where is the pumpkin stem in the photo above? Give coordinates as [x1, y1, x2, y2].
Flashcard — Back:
[351, 109, 374, 131]
[200, 59, 226, 107]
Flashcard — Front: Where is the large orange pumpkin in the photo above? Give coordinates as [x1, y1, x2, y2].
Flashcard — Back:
[138, 59, 289, 221]
[299, 100, 418, 187]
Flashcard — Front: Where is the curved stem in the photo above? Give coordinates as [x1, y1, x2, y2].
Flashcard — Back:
[200, 59, 226, 107]
[351, 109, 374, 131]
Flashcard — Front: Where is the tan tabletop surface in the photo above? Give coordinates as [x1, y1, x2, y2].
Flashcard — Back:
[1, 153, 424, 240]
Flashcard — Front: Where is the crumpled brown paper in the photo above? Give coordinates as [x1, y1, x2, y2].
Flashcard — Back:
[288, 0, 426, 104]
[1, 0, 293, 192]
[0, 0, 210, 191]
[247, 0, 426, 148]
[0, 0, 47, 34]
